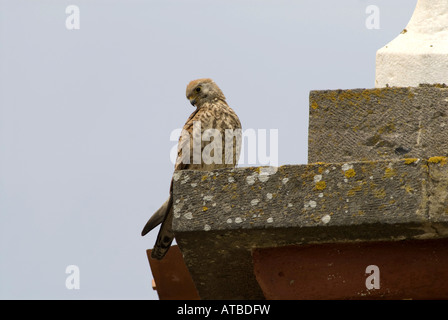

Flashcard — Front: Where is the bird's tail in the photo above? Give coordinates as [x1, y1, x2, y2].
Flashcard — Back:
[141, 196, 172, 236]
[151, 204, 175, 260]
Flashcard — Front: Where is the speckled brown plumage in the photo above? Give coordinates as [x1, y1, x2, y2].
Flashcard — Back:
[142, 78, 242, 260]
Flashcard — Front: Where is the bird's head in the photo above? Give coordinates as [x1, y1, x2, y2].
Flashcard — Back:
[186, 78, 226, 108]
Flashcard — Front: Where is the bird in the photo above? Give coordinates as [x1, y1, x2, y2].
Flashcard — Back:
[141, 78, 242, 260]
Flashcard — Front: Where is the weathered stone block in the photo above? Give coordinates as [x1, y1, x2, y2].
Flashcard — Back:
[172, 158, 448, 299]
[308, 86, 448, 163]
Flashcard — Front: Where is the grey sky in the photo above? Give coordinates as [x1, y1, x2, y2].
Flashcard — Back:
[0, 0, 416, 299]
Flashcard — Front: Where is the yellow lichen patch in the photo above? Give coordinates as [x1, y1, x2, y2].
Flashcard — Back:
[301, 170, 317, 182]
[404, 158, 418, 165]
[344, 169, 356, 178]
[362, 88, 387, 102]
[404, 185, 414, 193]
[253, 167, 261, 174]
[202, 206, 208, 212]
[314, 181, 326, 191]
[347, 185, 363, 196]
[337, 89, 358, 102]
[201, 175, 208, 181]
[311, 101, 319, 110]
[373, 188, 386, 199]
[384, 167, 396, 179]
[428, 156, 447, 166]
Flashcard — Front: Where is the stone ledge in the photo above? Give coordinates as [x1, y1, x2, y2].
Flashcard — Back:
[172, 158, 448, 299]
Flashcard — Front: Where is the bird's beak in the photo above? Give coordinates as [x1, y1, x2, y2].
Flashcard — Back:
[189, 98, 196, 107]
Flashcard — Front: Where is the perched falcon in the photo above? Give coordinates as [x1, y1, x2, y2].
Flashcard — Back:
[141, 78, 242, 260]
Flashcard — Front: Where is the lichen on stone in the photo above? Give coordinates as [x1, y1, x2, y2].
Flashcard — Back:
[344, 169, 356, 178]
[428, 156, 447, 166]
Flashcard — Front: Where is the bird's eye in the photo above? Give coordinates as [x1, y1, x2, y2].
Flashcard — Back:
[195, 87, 201, 93]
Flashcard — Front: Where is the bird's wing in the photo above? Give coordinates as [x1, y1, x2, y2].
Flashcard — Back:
[174, 107, 200, 171]
[141, 196, 172, 236]
[141, 109, 200, 237]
